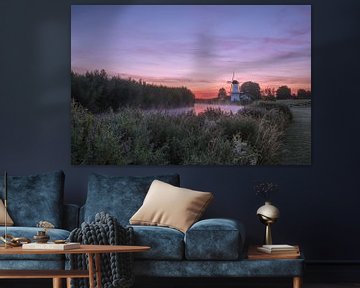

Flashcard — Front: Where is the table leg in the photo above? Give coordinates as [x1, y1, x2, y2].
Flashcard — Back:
[88, 253, 95, 288]
[95, 253, 102, 288]
[66, 277, 72, 288]
[293, 276, 302, 288]
[52, 278, 62, 288]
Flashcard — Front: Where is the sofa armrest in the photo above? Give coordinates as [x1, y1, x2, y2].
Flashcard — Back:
[63, 204, 80, 231]
[184, 218, 245, 260]
[79, 205, 85, 224]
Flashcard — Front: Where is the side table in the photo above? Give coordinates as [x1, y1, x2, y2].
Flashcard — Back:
[0, 244, 150, 288]
[247, 245, 304, 288]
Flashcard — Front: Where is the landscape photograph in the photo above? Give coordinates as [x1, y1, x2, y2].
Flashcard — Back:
[71, 5, 311, 165]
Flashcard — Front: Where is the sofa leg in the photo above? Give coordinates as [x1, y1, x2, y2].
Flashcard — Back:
[53, 278, 62, 288]
[293, 276, 302, 288]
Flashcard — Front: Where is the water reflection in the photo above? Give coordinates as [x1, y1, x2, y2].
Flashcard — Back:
[152, 103, 243, 116]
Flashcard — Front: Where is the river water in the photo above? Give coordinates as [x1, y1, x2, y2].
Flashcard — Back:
[151, 103, 243, 116]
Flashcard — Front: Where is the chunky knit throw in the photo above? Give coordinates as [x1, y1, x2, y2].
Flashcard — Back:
[68, 212, 134, 288]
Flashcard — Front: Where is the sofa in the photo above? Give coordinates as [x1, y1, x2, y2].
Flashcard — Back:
[0, 171, 304, 287]
[0, 170, 78, 270]
[80, 173, 304, 282]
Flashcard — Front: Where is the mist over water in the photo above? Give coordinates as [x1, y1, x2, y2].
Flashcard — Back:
[150, 103, 244, 116]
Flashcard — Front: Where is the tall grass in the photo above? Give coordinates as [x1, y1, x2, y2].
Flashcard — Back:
[71, 101, 292, 165]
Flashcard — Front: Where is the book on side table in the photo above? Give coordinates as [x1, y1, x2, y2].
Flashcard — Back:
[257, 244, 299, 254]
[248, 245, 300, 259]
[22, 242, 80, 250]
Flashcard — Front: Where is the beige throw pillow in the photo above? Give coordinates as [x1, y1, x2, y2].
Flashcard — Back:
[130, 180, 213, 233]
[0, 199, 14, 226]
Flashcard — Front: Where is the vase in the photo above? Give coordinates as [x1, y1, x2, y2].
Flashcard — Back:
[256, 201, 280, 245]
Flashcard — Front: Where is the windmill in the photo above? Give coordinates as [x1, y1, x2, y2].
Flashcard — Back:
[227, 72, 240, 102]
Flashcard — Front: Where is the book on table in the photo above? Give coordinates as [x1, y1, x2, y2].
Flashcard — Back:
[256, 244, 299, 254]
[22, 242, 80, 250]
[248, 245, 300, 260]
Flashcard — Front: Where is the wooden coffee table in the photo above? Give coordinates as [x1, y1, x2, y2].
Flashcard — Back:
[0, 244, 150, 288]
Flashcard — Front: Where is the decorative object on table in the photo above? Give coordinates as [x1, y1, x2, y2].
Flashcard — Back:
[37, 220, 55, 232]
[0, 234, 31, 247]
[33, 220, 55, 243]
[33, 230, 50, 243]
[254, 181, 280, 245]
[54, 239, 67, 244]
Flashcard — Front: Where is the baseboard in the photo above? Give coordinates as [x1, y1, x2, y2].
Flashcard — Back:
[305, 261, 360, 282]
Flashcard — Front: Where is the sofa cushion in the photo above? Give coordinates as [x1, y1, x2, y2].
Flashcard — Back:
[184, 218, 245, 260]
[0, 227, 70, 261]
[130, 225, 184, 260]
[130, 180, 213, 233]
[0, 171, 64, 227]
[84, 173, 180, 225]
[0, 199, 14, 226]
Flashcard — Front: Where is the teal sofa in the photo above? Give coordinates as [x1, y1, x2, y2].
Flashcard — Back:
[80, 173, 304, 283]
[0, 171, 78, 270]
[0, 171, 303, 287]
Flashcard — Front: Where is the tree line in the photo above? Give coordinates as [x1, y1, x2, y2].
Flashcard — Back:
[263, 86, 311, 100]
[218, 81, 311, 100]
[71, 70, 195, 114]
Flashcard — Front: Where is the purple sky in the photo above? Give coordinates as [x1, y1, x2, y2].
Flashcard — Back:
[72, 5, 311, 99]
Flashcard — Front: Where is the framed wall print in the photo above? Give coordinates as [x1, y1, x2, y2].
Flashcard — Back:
[71, 5, 311, 165]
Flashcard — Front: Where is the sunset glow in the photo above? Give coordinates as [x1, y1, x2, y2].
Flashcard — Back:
[72, 5, 311, 99]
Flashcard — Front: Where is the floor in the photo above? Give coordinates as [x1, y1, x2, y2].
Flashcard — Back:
[303, 283, 360, 288]
[1, 279, 360, 288]
[140, 282, 360, 288]
[133, 278, 360, 288]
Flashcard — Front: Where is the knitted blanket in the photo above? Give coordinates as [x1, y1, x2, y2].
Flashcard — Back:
[68, 212, 134, 288]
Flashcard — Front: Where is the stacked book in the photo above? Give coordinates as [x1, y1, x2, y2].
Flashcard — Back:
[257, 244, 299, 255]
[22, 242, 80, 250]
[248, 244, 300, 260]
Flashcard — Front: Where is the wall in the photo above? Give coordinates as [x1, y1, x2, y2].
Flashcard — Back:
[0, 0, 359, 264]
